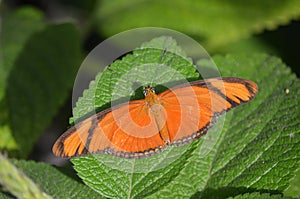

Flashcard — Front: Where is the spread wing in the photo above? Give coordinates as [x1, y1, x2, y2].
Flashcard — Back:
[158, 77, 258, 146]
[52, 100, 166, 158]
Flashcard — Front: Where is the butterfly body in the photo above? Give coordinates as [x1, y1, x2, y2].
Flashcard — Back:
[53, 77, 258, 159]
[144, 87, 171, 145]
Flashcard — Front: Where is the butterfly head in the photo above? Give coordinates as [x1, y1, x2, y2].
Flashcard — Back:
[143, 86, 155, 96]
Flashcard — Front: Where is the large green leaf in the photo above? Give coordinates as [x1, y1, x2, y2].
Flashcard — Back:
[0, 7, 44, 150]
[148, 54, 300, 198]
[0, 154, 101, 198]
[226, 192, 293, 199]
[0, 7, 44, 101]
[185, 54, 300, 198]
[13, 160, 102, 198]
[93, 0, 300, 50]
[69, 37, 300, 198]
[0, 7, 82, 157]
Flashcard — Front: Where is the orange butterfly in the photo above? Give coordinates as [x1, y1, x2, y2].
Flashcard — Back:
[53, 77, 258, 158]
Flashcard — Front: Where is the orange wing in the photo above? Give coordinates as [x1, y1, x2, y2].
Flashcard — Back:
[53, 77, 258, 158]
[158, 77, 258, 145]
[53, 100, 166, 158]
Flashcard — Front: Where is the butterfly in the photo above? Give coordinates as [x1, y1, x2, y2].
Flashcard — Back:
[53, 77, 258, 159]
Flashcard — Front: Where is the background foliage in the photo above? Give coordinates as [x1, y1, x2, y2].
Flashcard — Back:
[0, 0, 300, 198]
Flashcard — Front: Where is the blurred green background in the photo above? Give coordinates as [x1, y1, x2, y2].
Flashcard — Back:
[1, 0, 300, 164]
[4, 0, 300, 73]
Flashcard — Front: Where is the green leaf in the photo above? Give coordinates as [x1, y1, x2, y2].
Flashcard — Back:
[13, 160, 102, 198]
[72, 37, 198, 121]
[226, 192, 293, 199]
[0, 191, 12, 199]
[93, 0, 300, 50]
[0, 100, 17, 150]
[148, 54, 300, 198]
[0, 153, 51, 199]
[0, 7, 45, 101]
[0, 156, 101, 198]
[151, 54, 300, 198]
[70, 39, 300, 198]
[0, 8, 82, 157]
[283, 166, 300, 198]
[218, 37, 276, 55]
[0, 7, 45, 150]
